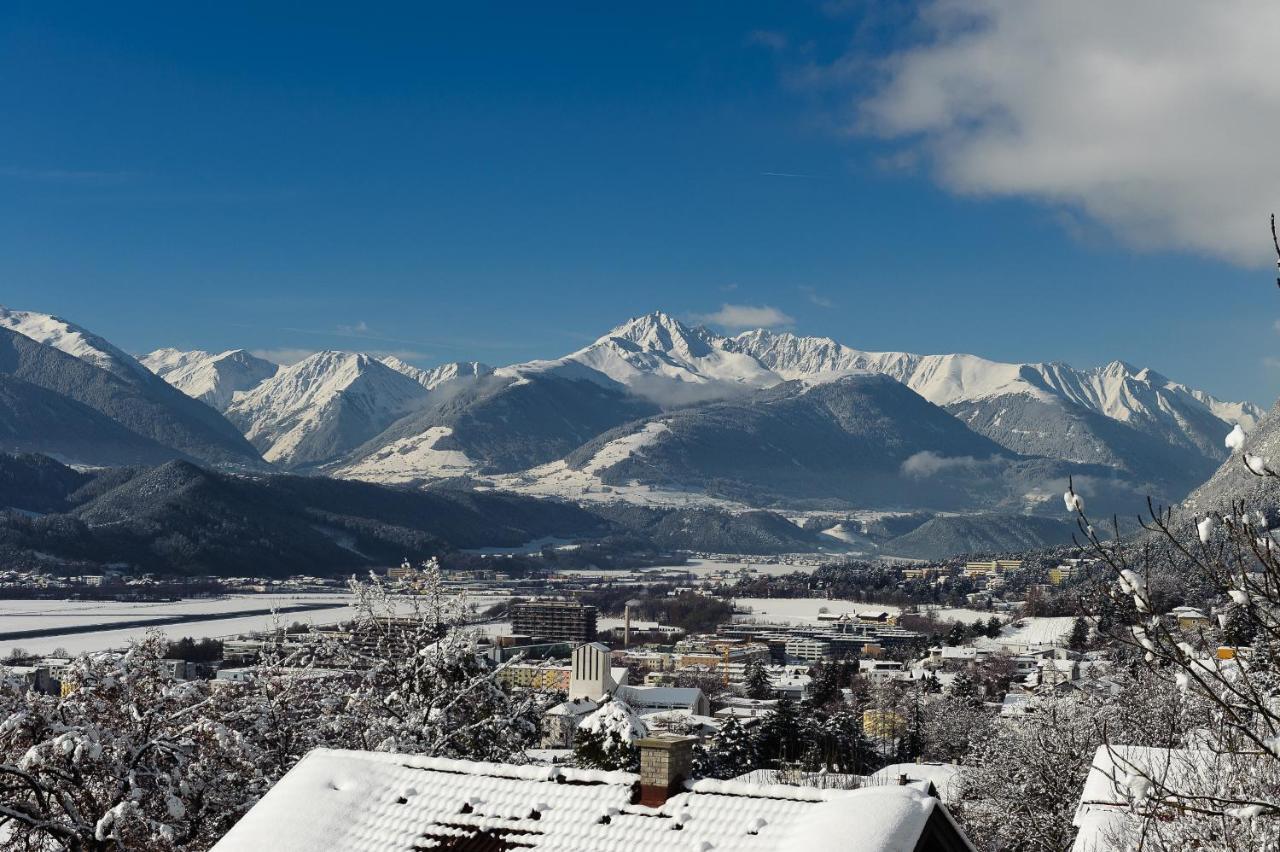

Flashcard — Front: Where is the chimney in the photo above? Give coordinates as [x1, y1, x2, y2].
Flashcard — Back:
[636, 735, 696, 807]
[897, 772, 909, 786]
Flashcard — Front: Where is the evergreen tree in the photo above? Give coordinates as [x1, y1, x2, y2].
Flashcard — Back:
[743, 658, 774, 700]
[948, 668, 981, 705]
[807, 708, 874, 774]
[806, 660, 844, 709]
[754, 696, 805, 768]
[1222, 605, 1256, 647]
[985, 616, 1003, 638]
[696, 716, 757, 779]
[573, 699, 645, 771]
[1068, 616, 1091, 652]
[945, 621, 966, 646]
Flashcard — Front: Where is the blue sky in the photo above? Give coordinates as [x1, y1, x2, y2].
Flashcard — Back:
[1, 2, 1276, 403]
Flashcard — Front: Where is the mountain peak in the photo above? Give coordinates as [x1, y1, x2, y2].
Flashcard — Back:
[0, 305, 154, 381]
[600, 311, 717, 357]
[141, 347, 279, 411]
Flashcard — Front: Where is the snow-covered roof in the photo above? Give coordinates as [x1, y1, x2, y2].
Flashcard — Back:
[545, 697, 599, 717]
[869, 763, 964, 805]
[1071, 746, 1226, 852]
[211, 748, 971, 852]
[617, 684, 704, 709]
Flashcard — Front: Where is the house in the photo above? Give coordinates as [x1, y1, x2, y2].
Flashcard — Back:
[714, 696, 777, 720]
[869, 763, 964, 805]
[858, 659, 905, 682]
[1071, 745, 1226, 852]
[1170, 606, 1211, 630]
[211, 737, 978, 851]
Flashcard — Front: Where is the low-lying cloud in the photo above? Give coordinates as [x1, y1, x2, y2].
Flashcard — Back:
[856, 0, 1280, 265]
[901, 450, 987, 478]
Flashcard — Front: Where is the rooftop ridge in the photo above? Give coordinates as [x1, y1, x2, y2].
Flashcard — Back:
[301, 748, 636, 787]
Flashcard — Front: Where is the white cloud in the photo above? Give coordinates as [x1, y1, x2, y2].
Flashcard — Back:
[799, 286, 834, 308]
[336, 320, 372, 336]
[694, 304, 796, 329]
[857, 0, 1280, 265]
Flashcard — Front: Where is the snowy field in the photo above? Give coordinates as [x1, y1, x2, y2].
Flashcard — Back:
[0, 593, 510, 659]
[999, 616, 1077, 646]
[917, 606, 1001, 625]
[556, 559, 820, 579]
[730, 597, 902, 625]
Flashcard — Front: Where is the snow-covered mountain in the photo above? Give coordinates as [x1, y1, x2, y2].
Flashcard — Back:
[721, 329, 1260, 488]
[140, 348, 280, 411]
[330, 311, 1260, 502]
[512, 312, 777, 402]
[0, 319, 266, 469]
[484, 313, 1255, 494]
[0, 306, 155, 382]
[379, 357, 493, 390]
[224, 351, 431, 468]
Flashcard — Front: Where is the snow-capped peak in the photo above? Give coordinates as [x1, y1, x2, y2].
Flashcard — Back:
[512, 311, 777, 396]
[224, 351, 431, 468]
[379, 356, 493, 390]
[140, 348, 280, 411]
[597, 311, 719, 359]
[0, 305, 154, 381]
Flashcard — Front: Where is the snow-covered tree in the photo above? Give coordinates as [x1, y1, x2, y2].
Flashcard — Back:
[1061, 448, 1280, 847]
[695, 716, 757, 780]
[805, 707, 873, 774]
[805, 660, 846, 709]
[919, 692, 991, 763]
[331, 569, 538, 760]
[957, 695, 1105, 852]
[574, 697, 647, 771]
[0, 633, 262, 851]
[947, 668, 981, 704]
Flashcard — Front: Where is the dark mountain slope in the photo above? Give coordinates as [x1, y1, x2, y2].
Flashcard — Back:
[0, 327, 264, 469]
[0, 458, 603, 575]
[0, 374, 184, 468]
[348, 373, 659, 475]
[883, 513, 1079, 561]
[1182, 400, 1280, 517]
[0, 452, 90, 513]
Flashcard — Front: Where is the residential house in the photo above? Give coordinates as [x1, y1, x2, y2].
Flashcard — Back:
[210, 739, 978, 851]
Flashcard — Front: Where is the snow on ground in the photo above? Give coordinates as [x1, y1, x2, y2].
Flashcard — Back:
[336, 426, 475, 484]
[0, 594, 351, 630]
[731, 597, 901, 625]
[0, 593, 510, 658]
[555, 559, 822, 579]
[485, 422, 751, 510]
[999, 616, 1077, 646]
[818, 523, 873, 549]
[917, 606, 999, 625]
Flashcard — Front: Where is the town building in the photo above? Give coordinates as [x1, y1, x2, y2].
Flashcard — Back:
[495, 661, 572, 692]
[512, 599, 598, 644]
[210, 742, 978, 851]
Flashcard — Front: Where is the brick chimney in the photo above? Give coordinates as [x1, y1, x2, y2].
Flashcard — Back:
[636, 735, 696, 807]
